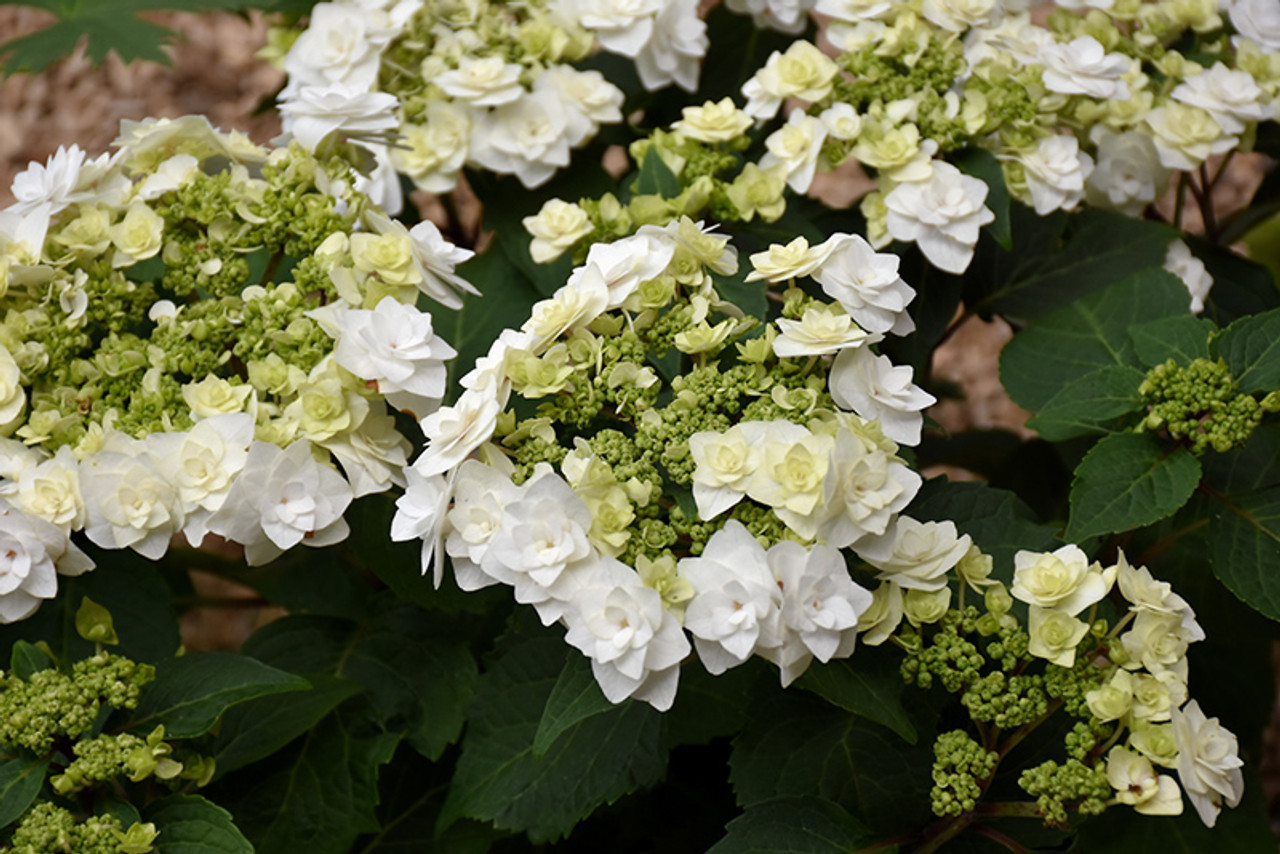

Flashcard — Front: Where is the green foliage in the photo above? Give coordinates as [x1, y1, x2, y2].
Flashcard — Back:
[1024, 365, 1146, 442]
[126, 652, 311, 738]
[440, 632, 668, 842]
[1065, 433, 1202, 542]
[793, 647, 917, 743]
[0, 0, 251, 74]
[0, 756, 50, 828]
[1000, 268, 1190, 411]
[706, 797, 882, 854]
[1213, 307, 1280, 393]
[144, 794, 254, 854]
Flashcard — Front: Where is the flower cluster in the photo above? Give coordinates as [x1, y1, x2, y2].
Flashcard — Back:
[696, 0, 1280, 274]
[274, 0, 710, 196]
[0, 116, 475, 618]
[903, 543, 1242, 829]
[392, 221, 944, 708]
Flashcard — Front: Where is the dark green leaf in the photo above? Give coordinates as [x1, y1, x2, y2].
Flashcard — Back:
[1207, 485, 1280, 621]
[954, 147, 1010, 249]
[1025, 365, 1147, 442]
[1065, 433, 1202, 542]
[975, 210, 1175, 320]
[144, 794, 253, 854]
[128, 652, 310, 738]
[729, 691, 935, 836]
[1129, 315, 1215, 367]
[440, 633, 667, 842]
[794, 648, 915, 743]
[0, 756, 49, 829]
[210, 675, 362, 778]
[242, 602, 479, 761]
[1213, 307, 1280, 393]
[0, 1, 248, 75]
[662, 659, 763, 748]
[1000, 268, 1190, 411]
[636, 147, 682, 197]
[214, 699, 400, 854]
[9, 641, 55, 680]
[707, 797, 882, 854]
[533, 654, 615, 756]
[1202, 424, 1280, 494]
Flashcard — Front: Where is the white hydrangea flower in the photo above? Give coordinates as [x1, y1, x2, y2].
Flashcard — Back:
[856, 515, 972, 593]
[1084, 128, 1169, 217]
[883, 161, 994, 275]
[726, 0, 812, 33]
[760, 110, 829, 193]
[80, 433, 184, 560]
[1011, 544, 1115, 616]
[279, 83, 400, 152]
[1037, 36, 1131, 100]
[524, 199, 594, 264]
[323, 406, 411, 498]
[147, 413, 254, 547]
[413, 389, 504, 478]
[814, 429, 921, 548]
[576, 0, 664, 56]
[1017, 135, 1094, 215]
[773, 305, 878, 358]
[634, 0, 707, 92]
[435, 56, 526, 106]
[672, 98, 754, 144]
[0, 345, 26, 437]
[575, 231, 676, 309]
[445, 459, 522, 590]
[539, 66, 625, 147]
[1121, 611, 1194, 677]
[1163, 239, 1213, 315]
[392, 101, 473, 194]
[1143, 103, 1236, 171]
[0, 498, 93, 623]
[360, 210, 478, 310]
[741, 41, 839, 120]
[1106, 747, 1184, 816]
[745, 236, 834, 283]
[9, 144, 104, 217]
[206, 439, 354, 566]
[813, 233, 916, 336]
[469, 85, 575, 188]
[1027, 605, 1090, 667]
[1172, 63, 1274, 135]
[689, 425, 759, 520]
[1113, 550, 1204, 641]
[743, 420, 835, 520]
[1228, 0, 1280, 51]
[921, 0, 999, 32]
[482, 472, 597, 624]
[857, 581, 905, 646]
[562, 557, 691, 710]
[813, 0, 892, 23]
[829, 346, 935, 446]
[524, 264, 612, 349]
[1171, 700, 1245, 827]
[391, 466, 453, 585]
[681, 521, 783, 674]
[764, 540, 873, 687]
[13, 446, 84, 531]
[283, 2, 395, 92]
[332, 296, 457, 418]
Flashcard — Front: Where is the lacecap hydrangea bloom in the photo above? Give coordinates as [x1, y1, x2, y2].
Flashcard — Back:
[273, 0, 713, 197]
[0, 114, 476, 619]
[711, 0, 1280, 275]
[390, 220, 958, 709]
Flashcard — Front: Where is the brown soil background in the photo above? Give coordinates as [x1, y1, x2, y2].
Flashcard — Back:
[2, 5, 1278, 834]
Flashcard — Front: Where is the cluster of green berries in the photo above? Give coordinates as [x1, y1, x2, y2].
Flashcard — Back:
[930, 730, 999, 817]
[6, 803, 157, 854]
[1018, 757, 1111, 826]
[0, 652, 153, 754]
[1139, 357, 1274, 454]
